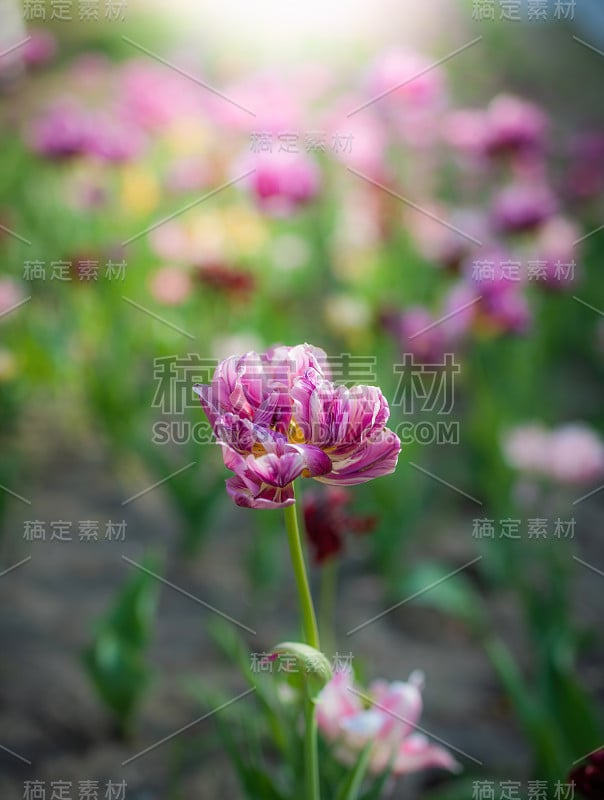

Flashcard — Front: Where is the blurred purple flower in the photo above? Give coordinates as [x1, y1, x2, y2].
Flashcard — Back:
[194, 345, 400, 509]
[390, 306, 447, 362]
[316, 670, 460, 776]
[567, 133, 604, 200]
[484, 94, 549, 157]
[407, 205, 487, 270]
[29, 102, 89, 159]
[446, 95, 548, 160]
[118, 60, 204, 130]
[440, 281, 479, 340]
[481, 286, 532, 335]
[29, 102, 146, 162]
[491, 181, 557, 234]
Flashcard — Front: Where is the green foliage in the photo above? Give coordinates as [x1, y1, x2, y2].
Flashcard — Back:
[82, 553, 161, 736]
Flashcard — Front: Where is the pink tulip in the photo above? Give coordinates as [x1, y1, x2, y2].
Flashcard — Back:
[194, 345, 400, 509]
[316, 670, 460, 776]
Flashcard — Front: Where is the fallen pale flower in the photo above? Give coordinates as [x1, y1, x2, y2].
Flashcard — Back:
[316, 669, 460, 776]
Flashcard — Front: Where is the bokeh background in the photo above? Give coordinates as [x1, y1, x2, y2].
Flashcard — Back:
[1, 0, 603, 797]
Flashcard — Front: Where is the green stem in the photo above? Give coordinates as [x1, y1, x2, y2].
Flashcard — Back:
[284, 490, 321, 800]
[284, 496, 320, 650]
[319, 559, 338, 658]
[304, 693, 320, 800]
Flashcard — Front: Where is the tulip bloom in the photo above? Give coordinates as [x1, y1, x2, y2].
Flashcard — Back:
[194, 344, 401, 509]
[316, 670, 460, 776]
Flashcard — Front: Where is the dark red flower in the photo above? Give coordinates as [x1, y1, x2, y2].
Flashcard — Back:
[569, 748, 604, 799]
[303, 487, 376, 565]
[195, 261, 254, 297]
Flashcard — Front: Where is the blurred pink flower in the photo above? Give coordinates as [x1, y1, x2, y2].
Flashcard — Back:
[440, 281, 479, 341]
[548, 425, 604, 485]
[532, 216, 581, 290]
[67, 54, 112, 90]
[444, 109, 489, 156]
[149, 222, 192, 263]
[316, 670, 460, 776]
[211, 70, 305, 134]
[502, 424, 551, 475]
[148, 266, 192, 306]
[194, 344, 400, 509]
[118, 61, 204, 130]
[365, 49, 447, 112]
[323, 95, 387, 177]
[84, 112, 147, 162]
[164, 157, 211, 194]
[503, 423, 604, 485]
[23, 29, 57, 68]
[364, 49, 448, 146]
[0, 279, 25, 320]
[239, 151, 321, 216]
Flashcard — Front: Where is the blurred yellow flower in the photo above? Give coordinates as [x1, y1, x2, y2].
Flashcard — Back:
[163, 119, 212, 155]
[120, 165, 160, 216]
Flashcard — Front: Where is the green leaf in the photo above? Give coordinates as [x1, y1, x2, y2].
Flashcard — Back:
[399, 561, 484, 627]
[359, 767, 392, 800]
[336, 742, 373, 800]
[81, 553, 160, 734]
[485, 637, 568, 780]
